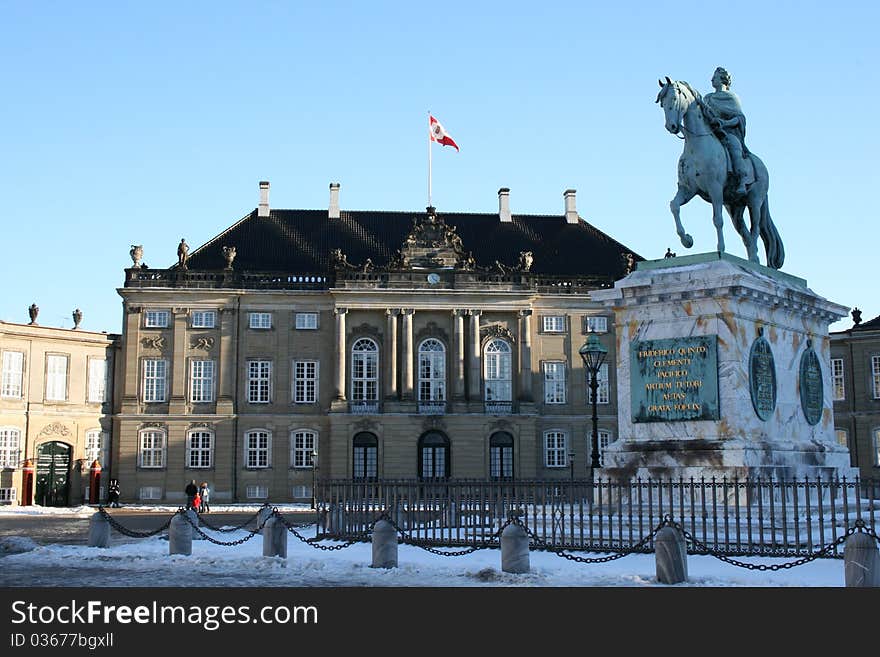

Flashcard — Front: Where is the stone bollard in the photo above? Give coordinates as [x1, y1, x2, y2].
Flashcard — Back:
[262, 516, 288, 558]
[500, 522, 530, 574]
[88, 511, 110, 548]
[655, 525, 688, 584]
[844, 531, 880, 587]
[371, 519, 398, 569]
[169, 513, 193, 556]
[258, 505, 274, 530]
[186, 508, 203, 541]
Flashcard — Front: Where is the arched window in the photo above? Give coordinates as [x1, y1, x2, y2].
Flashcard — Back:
[351, 338, 379, 402]
[484, 339, 512, 405]
[418, 431, 450, 480]
[353, 432, 378, 481]
[186, 429, 214, 469]
[489, 432, 514, 480]
[418, 339, 446, 402]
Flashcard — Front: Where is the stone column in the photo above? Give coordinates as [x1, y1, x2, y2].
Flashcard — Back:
[121, 305, 142, 410]
[519, 309, 533, 402]
[169, 307, 188, 413]
[217, 306, 237, 413]
[453, 310, 466, 400]
[401, 309, 414, 399]
[468, 310, 482, 401]
[385, 309, 399, 399]
[334, 308, 348, 401]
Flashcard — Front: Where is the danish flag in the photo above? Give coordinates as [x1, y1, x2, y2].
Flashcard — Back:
[429, 115, 459, 151]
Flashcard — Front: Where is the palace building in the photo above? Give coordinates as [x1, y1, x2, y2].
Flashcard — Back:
[110, 182, 640, 504]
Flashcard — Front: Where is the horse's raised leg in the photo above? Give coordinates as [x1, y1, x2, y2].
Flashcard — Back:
[745, 196, 762, 264]
[670, 186, 695, 249]
[709, 190, 725, 253]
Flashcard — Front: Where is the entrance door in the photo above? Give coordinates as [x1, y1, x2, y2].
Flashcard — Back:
[36, 442, 72, 507]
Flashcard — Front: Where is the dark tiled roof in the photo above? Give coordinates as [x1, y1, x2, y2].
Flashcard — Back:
[182, 208, 641, 277]
[854, 314, 880, 331]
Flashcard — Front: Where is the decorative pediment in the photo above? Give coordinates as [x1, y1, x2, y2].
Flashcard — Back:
[141, 336, 165, 350]
[394, 207, 475, 270]
[415, 321, 448, 345]
[39, 422, 70, 437]
[349, 322, 381, 343]
[191, 336, 215, 351]
[352, 418, 379, 433]
[480, 322, 516, 344]
[422, 416, 447, 432]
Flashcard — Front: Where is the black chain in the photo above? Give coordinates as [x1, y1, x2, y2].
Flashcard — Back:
[382, 513, 509, 556]
[196, 508, 264, 533]
[178, 510, 261, 547]
[98, 506, 173, 538]
[525, 517, 668, 564]
[273, 510, 366, 551]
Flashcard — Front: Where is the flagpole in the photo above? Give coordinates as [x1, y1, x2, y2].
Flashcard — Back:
[427, 111, 432, 208]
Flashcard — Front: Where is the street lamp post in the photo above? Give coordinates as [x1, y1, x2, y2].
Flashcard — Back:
[311, 449, 319, 511]
[579, 331, 608, 503]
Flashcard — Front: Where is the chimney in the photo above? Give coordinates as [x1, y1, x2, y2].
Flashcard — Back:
[258, 181, 270, 217]
[498, 187, 512, 223]
[329, 182, 340, 219]
[564, 189, 579, 224]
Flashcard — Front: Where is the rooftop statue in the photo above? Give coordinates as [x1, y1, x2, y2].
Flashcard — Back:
[656, 68, 784, 269]
[177, 239, 189, 269]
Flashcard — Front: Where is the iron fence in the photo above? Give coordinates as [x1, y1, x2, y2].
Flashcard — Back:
[316, 477, 880, 558]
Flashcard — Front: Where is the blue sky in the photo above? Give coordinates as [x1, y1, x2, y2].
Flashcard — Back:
[1, 1, 877, 334]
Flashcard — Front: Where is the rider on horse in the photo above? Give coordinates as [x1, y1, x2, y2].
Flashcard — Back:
[697, 67, 752, 196]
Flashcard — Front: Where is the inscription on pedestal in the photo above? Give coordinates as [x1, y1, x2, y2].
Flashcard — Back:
[630, 335, 719, 423]
[749, 335, 777, 421]
[799, 345, 823, 426]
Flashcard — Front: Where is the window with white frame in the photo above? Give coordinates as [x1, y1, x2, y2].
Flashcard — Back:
[139, 486, 162, 500]
[138, 429, 166, 468]
[418, 339, 446, 402]
[144, 310, 169, 328]
[290, 430, 316, 468]
[190, 360, 215, 403]
[292, 485, 312, 499]
[45, 354, 69, 401]
[0, 488, 16, 503]
[293, 360, 319, 403]
[84, 429, 107, 466]
[0, 428, 22, 468]
[87, 358, 107, 403]
[484, 339, 512, 402]
[590, 429, 613, 466]
[874, 428, 880, 467]
[247, 360, 272, 403]
[543, 361, 567, 404]
[295, 312, 318, 329]
[542, 316, 565, 333]
[1, 351, 24, 398]
[544, 431, 568, 468]
[831, 358, 845, 401]
[186, 430, 213, 468]
[191, 310, 216, 328]
[587, 363, 610, 405]
[244, 430, 271, 468]
[351, 339, 379, 401]
[249, 312, 272, 329]
[142, 359, 167, 402]
[246, 485, 269, 499]
[585, 316, 609, 333]
[873, 356, 880, 400]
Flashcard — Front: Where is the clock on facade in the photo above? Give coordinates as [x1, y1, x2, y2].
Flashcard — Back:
[427, 273, 440, 285]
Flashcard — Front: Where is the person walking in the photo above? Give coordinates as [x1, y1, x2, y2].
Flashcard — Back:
[185, 479, 198, 509]
[198, 482, 211, 513]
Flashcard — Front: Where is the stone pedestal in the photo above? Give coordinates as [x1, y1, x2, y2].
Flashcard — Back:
[591, 252, 856, 481]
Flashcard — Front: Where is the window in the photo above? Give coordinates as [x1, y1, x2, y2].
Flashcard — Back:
[247, 361, 272, 403]
[249, 312, 272, 329]
[543, 361, 567, 404]
[484, 339, 512, 402]
[418, 431, 449, 480]
[192, 310, 216, 328]
[87, 358, 108, 403]
[291, 430, 316, 468]
[874, 428, 880, 467]
[186, 430, 213, 468]
[45, 354, 68, 401]
[138, 429, 166, 468]
[144, 310, 169, 328]
[292, 485, 312, 499]
[0, 488, 16, 503]
[1, 351, 24, 398]
[835, 429, 848, 450]
[190, 360, 215, 403]
[142, 359, 167, 402]
[544, 431, 568, 468]
[418, 339, 446, 402]
[0, 428, 21, 468]
[246, 485, 269, 499]
[831, 358, 845, 401]
[542, 316, 565, 333]
[353, 432, 378, 481]
[873, 356, 880, 400]
[293, 360, 319, 404]
[590, 429, 613, 466]
[84, 429, 107, 466]
[351, 339, 379, 402]
[489, 432, 514, 480]
[139, 487, 162, 500]
[295, 312, 318, 329]
[587, 363, 610, 405]
[244, 429, 271, 468]
[585, 316, 609, 333]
